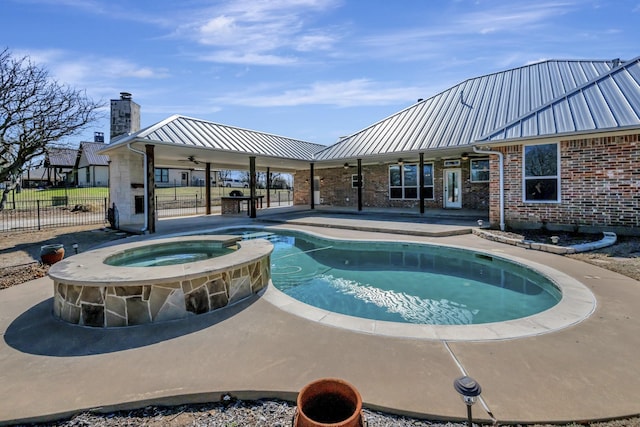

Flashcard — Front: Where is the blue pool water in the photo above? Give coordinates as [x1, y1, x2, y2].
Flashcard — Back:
[105, 242, 234, 267]
[237, 230, 561, 325]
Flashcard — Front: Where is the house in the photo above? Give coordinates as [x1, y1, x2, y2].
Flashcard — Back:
[101, 56, 640, 235]
[75, 139, 110, 187]
[43, 147, 77, 186]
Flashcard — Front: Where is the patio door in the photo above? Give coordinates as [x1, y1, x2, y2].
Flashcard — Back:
[444, 169, 462, 209]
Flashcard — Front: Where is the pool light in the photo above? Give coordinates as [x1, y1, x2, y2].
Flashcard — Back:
[453, 376, 482, 427]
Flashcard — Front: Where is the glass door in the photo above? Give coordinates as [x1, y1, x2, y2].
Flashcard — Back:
[444, 169, 462, 208]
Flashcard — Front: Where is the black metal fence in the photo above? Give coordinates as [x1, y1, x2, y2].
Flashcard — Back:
[0, 197, 109, 232]
[0, 188, 293, 232]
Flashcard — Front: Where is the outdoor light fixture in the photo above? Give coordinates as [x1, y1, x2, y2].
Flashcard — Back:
[397, 158, 404, 166]
[477, 219, 483, 227]
[72, 243, 79, 254]
[453, 376, 482, 427]
[343, 163, 349, 169]
[461, 152, 469, 160]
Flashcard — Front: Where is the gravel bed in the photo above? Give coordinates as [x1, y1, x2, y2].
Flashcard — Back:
[14, 399, 467, 427]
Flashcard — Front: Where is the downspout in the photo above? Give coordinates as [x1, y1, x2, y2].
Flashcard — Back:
[473, 145, 505, 231]
[127, 143, 148, 233]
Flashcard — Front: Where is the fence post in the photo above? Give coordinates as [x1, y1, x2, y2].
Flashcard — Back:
[37, 199, 41, 230]
[104, 198, 107, 223]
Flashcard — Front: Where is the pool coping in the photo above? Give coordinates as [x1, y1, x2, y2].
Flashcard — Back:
[184, 225, 598, 342]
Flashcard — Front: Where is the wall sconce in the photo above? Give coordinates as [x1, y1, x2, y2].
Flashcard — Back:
[461, 152, 469, 160]
[305, 178, 309, 183]
[397, 158, 404, 166]
[320, 178, 324, 184]
[343, 163, 349, 169]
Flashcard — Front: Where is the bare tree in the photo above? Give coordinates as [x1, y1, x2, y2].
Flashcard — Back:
[0, 48, 103, 209]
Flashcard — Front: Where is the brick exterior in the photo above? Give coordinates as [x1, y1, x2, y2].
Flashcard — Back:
[490, 133, 640, 235]
[293, 160, 490, 210]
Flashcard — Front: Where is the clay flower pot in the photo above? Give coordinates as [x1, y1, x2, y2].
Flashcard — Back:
[40, 244, 65, 265]
[294, 378, 363, 427]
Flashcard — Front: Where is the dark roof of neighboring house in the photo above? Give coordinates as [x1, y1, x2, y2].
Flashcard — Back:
[106, 115, 325, 160]
[314, 57, 640, 160]
[76, 142, 110, 167]
[44, 148, 77, 168]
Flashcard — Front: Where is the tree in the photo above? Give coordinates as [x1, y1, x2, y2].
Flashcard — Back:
[0, 48, 103, 209]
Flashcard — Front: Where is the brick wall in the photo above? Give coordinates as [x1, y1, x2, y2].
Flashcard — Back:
[491, 133, 640, 234]
[293, 160, 490, 210]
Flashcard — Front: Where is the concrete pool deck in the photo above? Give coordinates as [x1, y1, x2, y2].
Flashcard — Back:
[1, 210, 640, 425]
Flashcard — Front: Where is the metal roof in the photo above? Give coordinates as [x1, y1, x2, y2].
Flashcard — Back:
[314, 59, 625, 160]
[77, 142, 110, 166]
[44, 148, 77, 167]
[107, 115, 324, 160]
[482, 57, 640, 142]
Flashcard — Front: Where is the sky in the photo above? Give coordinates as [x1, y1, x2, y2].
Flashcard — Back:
[1, 0, 639, 148]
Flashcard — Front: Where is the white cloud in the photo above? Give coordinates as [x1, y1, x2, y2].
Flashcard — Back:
[17, 49, 170, 85]
[211, 79, 430, 108]
[457, 2, 575, 34]
[177, 0, 342, 65]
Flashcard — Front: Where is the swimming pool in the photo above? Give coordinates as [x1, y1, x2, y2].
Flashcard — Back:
[237, 230, 561, 325]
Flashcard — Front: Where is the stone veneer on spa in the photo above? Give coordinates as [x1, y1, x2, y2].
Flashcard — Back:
[49, 236, 272, 327]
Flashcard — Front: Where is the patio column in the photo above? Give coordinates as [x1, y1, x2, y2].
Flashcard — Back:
[310, 162, 315, 209]
[145, 144, 156, 233]
[205, 162, 211, 215]
[249, 156, 256, 218]
[357, 158, 363, 211]
[266, 167, 271, 208]
[419, 152, 425, 214]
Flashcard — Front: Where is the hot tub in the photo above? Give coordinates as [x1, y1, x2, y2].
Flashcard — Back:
[48, 235, 273, 327]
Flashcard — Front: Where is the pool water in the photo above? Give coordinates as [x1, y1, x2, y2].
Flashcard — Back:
[105, 241, 235, 267]
[239, 230, 561, 325]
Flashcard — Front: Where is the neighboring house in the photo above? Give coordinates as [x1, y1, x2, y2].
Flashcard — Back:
[101, 56, 640, 235]
[76, 142, 110, 187]
[44, 148, 77, 186]
[20, 167, 50, 188]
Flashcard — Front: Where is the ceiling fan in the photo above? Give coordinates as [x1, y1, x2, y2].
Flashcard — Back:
[178, 155, 200, 165]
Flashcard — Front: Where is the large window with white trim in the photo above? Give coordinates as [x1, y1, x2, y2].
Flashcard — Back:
[389, 163, 434, 199]
[523, 143, 559, 202]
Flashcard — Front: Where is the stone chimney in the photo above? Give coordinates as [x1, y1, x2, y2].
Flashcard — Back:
[110, 92, 141, 140]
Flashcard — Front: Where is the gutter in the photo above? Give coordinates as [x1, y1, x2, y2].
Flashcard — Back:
[127, 143, 148, 233]
[473, 145, 505, 231]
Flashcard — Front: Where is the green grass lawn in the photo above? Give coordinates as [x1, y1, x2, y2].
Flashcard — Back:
[9, 186, 292, 203]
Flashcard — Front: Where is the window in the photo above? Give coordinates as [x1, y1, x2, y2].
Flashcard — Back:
[523, 143, 559, 202]
[351, 174, 363, 188]
[389, 163, 433, 199]
[154, 168, 169, 183]
[422, 163, 434, 199]
[470, 159, 490, 182]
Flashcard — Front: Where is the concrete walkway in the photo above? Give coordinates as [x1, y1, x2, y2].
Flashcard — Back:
[1, 211, 640, 425]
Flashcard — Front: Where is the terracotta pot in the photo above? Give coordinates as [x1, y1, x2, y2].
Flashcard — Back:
[40, 244, 65, 265]
[294, 378, 363, 427]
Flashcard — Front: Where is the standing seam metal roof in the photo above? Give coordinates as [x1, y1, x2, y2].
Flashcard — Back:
[484, 57, 640, 141]
[77, 142, 110, 166]
[108, 115, 325, 160]
[313, 59, 626, 160]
